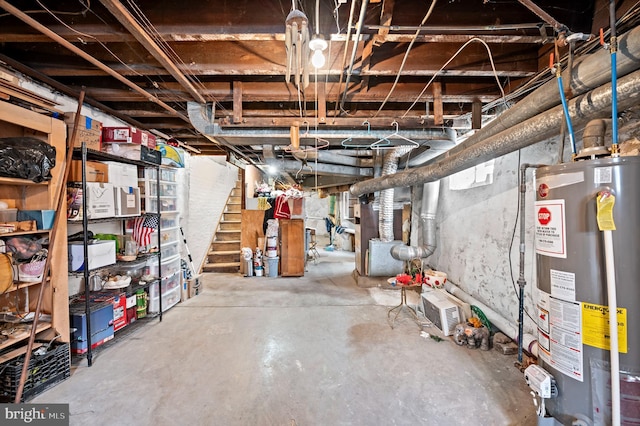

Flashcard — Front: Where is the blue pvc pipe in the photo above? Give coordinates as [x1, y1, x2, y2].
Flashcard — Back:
[611, 51, 618, 145]
[557, 75, 577, 155]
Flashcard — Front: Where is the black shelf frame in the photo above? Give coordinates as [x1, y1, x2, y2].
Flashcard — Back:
[73, 143, 162, 367]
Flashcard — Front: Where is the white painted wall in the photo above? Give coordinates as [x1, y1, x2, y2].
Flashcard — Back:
[429, 137, 564, 335]
[182, 155, 239, 272]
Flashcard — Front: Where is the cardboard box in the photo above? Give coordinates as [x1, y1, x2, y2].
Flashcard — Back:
[65, 113, 102, 151]
[69, 160, 109, 183]
[16, 210, 55, 230]
[102, 143, 161, 165]
[69, 301, 114, 354]
[103, 161, 138, 188]
[126, 294, 137, 309]
[188, 274, 202, 298]
[67, 182, 116, 220]
[68, 240, 116, 272]
[126, 306, 136, 325]
[113, 186, 141, 217]
[110, 293, 127, 332]
[102, 127, 156, 149]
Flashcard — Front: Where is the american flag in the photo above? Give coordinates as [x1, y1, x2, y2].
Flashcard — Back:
[132, 213, 159, 247]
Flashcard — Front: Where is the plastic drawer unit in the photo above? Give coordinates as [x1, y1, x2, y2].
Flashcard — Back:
[148, 271, 181, 313]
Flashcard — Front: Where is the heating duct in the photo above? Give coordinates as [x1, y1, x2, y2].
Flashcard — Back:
[379, 146, 414, 241]
[390, 181, 440, 261]
[350, 67, 640, 196]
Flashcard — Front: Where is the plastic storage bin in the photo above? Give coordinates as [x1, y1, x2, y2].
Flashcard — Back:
[148, 271, 181, 313]
[160, 168, 176, 182]
[146, 255, 181, 277]
[161, 241, 179, 259]
[160, 212, 179, 229]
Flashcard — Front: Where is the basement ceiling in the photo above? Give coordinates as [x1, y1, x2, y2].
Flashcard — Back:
[0, 0, 629, 188]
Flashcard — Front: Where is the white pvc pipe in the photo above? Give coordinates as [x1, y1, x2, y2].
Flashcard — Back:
[603, 229, 621, 426]
[444, 281, 538, 357]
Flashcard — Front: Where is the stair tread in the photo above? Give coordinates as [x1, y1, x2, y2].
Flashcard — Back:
[203, 262, 240, 268]
[208, 250, 240, 255]
[211, 240, 241, 244]
[217, 229, 241, 233]
[220, 220, 241, 223]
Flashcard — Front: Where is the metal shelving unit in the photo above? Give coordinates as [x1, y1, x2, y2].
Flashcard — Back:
[70, 144, 162, 366]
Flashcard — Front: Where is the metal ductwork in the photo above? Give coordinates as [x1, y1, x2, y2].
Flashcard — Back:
[575, 118, 612, 159]
[380, 146, 414, 242]
[291, 150, 373, 167]
[350, 68, 640, 196]
[390, 181, 440, 261]
[264, 158, 373, 178]
[436, 25, 640, 164]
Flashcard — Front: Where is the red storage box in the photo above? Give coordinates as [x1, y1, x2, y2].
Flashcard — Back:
[102, 127, 156, 149]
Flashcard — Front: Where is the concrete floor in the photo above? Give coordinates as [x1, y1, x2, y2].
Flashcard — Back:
[34, 250, 537, 426]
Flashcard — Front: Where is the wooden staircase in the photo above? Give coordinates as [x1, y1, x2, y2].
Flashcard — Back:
[202, 179, 243, 273]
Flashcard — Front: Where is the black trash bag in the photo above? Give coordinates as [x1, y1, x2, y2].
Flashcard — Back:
[0, 137, 56, 182]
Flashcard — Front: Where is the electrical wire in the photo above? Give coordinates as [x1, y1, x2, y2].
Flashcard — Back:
[401, 37, 507, 118]
[508, 149, 537, 325]
[373, 0, 438, 117]
[0, 0, 90, 18]
[35, 0, 144, 77]
[332, 0, 357, 120]
[124, 0, 228, 115]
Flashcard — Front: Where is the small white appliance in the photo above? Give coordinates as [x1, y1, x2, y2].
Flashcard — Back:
[421, 291, 461, 336]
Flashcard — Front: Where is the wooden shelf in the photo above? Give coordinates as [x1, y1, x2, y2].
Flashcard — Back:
[0, 321, 52, 352]
[5, 280, 45, 293]
[0, 177, 48, 186]
[0, 229, 49, 237]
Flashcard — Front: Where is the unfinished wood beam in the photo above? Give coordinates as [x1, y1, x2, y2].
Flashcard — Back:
[98, 0, 206, 104]
[472, 99, 482, 129]
[0, 0, 190, 123]
[233, 81, 243, 124]
[433, 82, 443, 126]
[361, 0, 395, 90]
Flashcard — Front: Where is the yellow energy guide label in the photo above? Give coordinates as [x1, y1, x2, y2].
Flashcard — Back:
[581, 302, 627, 353]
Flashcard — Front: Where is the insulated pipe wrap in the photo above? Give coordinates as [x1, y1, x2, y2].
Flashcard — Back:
[379, 146, 414, 241]
[434, 25, 640, 164]
[351, 68, 640, 196]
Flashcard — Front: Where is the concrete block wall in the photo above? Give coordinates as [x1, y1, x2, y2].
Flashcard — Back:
[182, 155, 239, 272]
[430, 138, 563, 335]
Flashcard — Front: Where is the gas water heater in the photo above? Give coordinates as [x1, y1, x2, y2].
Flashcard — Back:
[533, 156, 640, 425]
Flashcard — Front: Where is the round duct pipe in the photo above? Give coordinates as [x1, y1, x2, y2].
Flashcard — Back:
[350, 68, 640, 196]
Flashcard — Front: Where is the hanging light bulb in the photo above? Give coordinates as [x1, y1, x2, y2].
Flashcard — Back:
[311, 49, 326, 68]
[309, 35, 328, 69]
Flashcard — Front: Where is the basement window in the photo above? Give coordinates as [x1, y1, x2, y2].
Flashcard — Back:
[448, 159, 495, 190]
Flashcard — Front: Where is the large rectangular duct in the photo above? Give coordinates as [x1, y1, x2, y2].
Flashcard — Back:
[368, 239, 404, 277]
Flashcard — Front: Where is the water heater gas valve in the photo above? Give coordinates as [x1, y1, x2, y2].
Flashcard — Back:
[525, 364, 558, 399]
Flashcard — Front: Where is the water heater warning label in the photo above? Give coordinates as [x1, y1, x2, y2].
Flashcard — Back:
[535, 199, 567, 258]
[582, 302, 627, 353]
